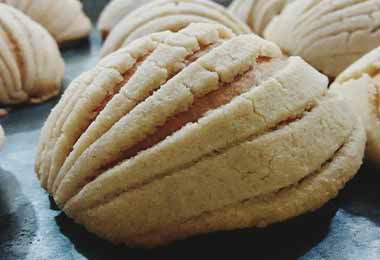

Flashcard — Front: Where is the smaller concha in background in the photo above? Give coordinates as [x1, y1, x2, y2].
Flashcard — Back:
[0, 0, 92, 45]
[264, 0, 380, 77]
[0, 125, 4, 148]
[98, 0, 153, 39]
[229, 0, 293, 35]
[100, 0, 251, 57]
[331, 47, 380, 165]
[0, 4, 65, 105]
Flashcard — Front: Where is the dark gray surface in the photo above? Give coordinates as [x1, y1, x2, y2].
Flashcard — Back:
[1, 0, 380, 259]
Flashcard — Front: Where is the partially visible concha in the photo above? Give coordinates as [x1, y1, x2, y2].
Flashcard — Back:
[0, 125, 4, 148]
[264, 0, 380, 77]
[36, 23, 365, 247]
[0, 4, 65, 105]
[331, 47, 380, 164]
[100, 0, 251, 57]
[229, 0, 293, 35]
[98, 0, 152, 39]
[0, 0, 92, 45]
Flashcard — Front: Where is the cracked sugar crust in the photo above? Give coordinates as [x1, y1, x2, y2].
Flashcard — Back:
[124, 119, 366, 247]
[100, 0, 252, 57]
[36, 23, 236, 194]
[0, 4, 64, 105]
[98, 0, 153, 39]
[36, 23, 364, 247]
[0, 0, 92, 45]
[331, 47, 380, 164]
[264, 0, 380, 77]
[229, 0, 294, 36]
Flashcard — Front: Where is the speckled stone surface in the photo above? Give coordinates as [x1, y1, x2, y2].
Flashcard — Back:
[0, 1, 380, 259]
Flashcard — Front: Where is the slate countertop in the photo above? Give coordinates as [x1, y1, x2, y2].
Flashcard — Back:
[1, 0, 380, 259]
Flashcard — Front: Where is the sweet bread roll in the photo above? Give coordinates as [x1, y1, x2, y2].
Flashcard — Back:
[264, 0, 380, 77]
[98, 0, 152, 39]
[36, 23, 365, 247]
[0, 4, 64, 105]
[331, 47, 380, 164]
[229, 0, 293, 35]
[0, 0, 92, 45]
[100, 0, 251, 57]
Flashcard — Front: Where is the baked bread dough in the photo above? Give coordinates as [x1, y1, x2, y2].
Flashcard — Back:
[264, 0, 380, 77]
[0, 4, 65, 105]
[36, 23, 365, 247]
[229, 0, 293, 35]
[331, 47, 380, 164]
[100, 0, 251, 57]
[98, 0, 152, 39]
[0, 0, 92, 45]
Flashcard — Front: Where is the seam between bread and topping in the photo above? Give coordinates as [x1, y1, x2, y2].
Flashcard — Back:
[68, 42, 224, 166]
[118, 125, 357, 242]
[81, 65, 260, 178]
[48, 34, 220, 172]
[85, 109, 356, 244]
[67, 91, 321, 212]
[39, 39, 160, 187]
[36, 79, 82, 178]
[45, 57, 148, 190]
[57, 54, 288, 206]
[39, 72, 103, 188]
[51, 38, 228, 194]
[56, 40, 219, 164]
[37, 73, 95, 183]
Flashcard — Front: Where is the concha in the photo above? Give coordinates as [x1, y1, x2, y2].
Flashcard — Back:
[264, 0, 380, 77]
[0, 0, 92, 45]
[229, 0, 293, 35]
[331, 47, 380, 164]
[100, 0, 251, 57]
[36, 23, 365, 247]
[0, 4, 64, 105]
[0, 125, 4, 148]
[98, 0, 153, 39]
